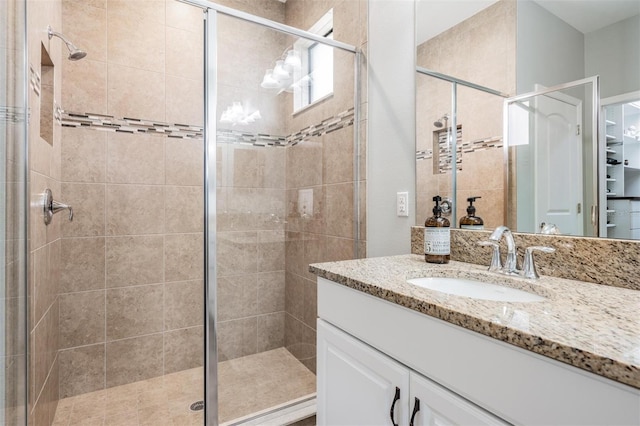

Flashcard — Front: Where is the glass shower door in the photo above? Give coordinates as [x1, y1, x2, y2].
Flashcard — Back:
[202, 4, 361, 424]
[0, 0, 28, 424]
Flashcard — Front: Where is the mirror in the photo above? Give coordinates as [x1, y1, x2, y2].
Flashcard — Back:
[415, 0, 640, 239]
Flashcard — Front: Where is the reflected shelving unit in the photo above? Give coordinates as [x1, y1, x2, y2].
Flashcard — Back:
[602, 100, 640, 239]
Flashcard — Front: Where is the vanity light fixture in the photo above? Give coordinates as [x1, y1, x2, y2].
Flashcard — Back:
[260, 48, 305, 93]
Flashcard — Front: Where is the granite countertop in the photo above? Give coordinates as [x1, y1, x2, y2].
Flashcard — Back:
[310, 254, 640, 389]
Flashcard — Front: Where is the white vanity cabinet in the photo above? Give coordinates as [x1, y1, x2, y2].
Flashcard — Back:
[318, 319, 507, 426]
[317, 277, 640, 425]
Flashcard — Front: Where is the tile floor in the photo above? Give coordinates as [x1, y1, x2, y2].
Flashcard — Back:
[52, 348, 316, 425]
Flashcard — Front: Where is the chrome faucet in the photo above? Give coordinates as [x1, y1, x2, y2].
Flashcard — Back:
[489, 225, 518, 274]
[478, 226, 556, 279]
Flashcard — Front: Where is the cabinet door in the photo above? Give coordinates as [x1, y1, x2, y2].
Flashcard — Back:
[408, 372, 508, 426]
[317, 320, 410, 426]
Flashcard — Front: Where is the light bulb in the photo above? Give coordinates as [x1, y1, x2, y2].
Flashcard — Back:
[273, 60, 290, 81]
[261, 69, 280, 89]
[284, 50, 301, 69]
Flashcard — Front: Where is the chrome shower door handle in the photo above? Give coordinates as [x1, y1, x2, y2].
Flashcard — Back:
[43, 188, 73, 225]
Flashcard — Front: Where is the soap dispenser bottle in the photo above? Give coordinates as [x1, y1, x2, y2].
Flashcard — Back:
[424, 196, 450, 264]
[460, 196, 484, 230]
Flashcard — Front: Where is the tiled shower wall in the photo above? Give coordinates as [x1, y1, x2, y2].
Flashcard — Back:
[58, 0, 205, 397]
[214, 0, 289, 362]
[27, 0, 63, 424]
[282, 0, 368, 373]
[415, 0, 516, 227]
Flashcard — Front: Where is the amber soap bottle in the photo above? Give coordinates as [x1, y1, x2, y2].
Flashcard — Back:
[424, 196, 450, 264]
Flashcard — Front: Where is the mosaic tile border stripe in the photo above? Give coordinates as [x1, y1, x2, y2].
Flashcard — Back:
[287, 108, 355, 146]
[61, 111, 204, 139]
[0, 106, 28, 123]
[61, 108, 355, 147]
[417, 134, 503, 167]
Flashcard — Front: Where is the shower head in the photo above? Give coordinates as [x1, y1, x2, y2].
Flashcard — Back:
[433, 113, 449, 128]
[47, 25, 87, 61]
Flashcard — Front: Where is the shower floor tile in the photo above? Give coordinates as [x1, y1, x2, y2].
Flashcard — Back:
[52, 348, 315, 426]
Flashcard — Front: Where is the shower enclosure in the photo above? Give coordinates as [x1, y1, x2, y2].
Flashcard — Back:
[1, 0, 28, 424]
[8, 0, 363, 425]
[415, 67, 508, 229]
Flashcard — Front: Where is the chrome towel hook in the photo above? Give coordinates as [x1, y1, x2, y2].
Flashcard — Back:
[43, 188, 73, 225]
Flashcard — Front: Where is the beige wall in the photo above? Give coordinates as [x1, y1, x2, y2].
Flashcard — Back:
[27, 0, 63, 424]
[416, 0, 516, 228]
[58, 0, 205, 397]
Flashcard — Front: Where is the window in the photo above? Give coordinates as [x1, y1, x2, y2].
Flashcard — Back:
[293, 9, 334, 112]
[308, 29, 334, 104]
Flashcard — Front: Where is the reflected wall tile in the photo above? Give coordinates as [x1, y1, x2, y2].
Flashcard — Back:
[106, 334, 163, 388]
[164, 280, 203, 330]
[61, 127, 106, 183]
[165, 139, 204, 186]
[62, 59, 107, 115]
[216, 231, 257, 276]
[106, 133, 165, 184]
[324, 182, 354, 238]
[59, 344, 105, 398]
[165, 186, 203, 234]
[61, 237, 105, 293]
[32, 245, 53, 324]
[106, 284, 164, 340]
[323, 128, 353, 185]
[232, 148, 259, 188]
[60, 183, 106, 238]
[303, 277, 317, 329]
[257, 312, 284, 352]
[257, 271, 285, 314]
[217, 317, 257, 362]
[106, 235, 163, 288]
[285, 271, 304, 321]
[323, 236, 355, 263]
[60, 290, 105, 348]
[164, 233, 204, 282]
[285, 231, 304, 277]
[166, 76, 204, 127]
[164, 327, 203, 374]
[217, 274, 257, 321]
[303, 233, 325, 280]
[286, 139, 323, 188]
[106, 185, 164, 235]
[257, 230, 285, 272]
[107, 63, 165, 122]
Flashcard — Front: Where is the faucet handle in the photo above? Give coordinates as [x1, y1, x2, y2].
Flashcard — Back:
[522, 246, 555, 279]
[477, 240, 502, 272]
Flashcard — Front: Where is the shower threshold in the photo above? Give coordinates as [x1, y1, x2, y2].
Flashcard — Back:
[221, 394, 316, 426]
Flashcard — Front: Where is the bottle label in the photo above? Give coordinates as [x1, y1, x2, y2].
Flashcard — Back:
[424, 227, 450, 255]
[460, 224, 484, 230]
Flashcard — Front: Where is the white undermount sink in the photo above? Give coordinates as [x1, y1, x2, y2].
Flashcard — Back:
[406, 277, 546, 302]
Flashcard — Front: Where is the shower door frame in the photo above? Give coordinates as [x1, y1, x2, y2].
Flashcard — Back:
[177, 1, 361, 424]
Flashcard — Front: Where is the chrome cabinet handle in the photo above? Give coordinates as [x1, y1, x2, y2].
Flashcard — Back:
[389, 386, 400, 426]
[409, 397, 420, 426]
[43, 188, 73, 225]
